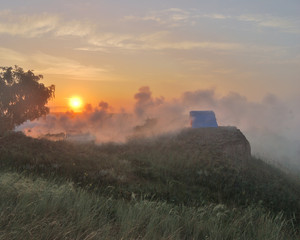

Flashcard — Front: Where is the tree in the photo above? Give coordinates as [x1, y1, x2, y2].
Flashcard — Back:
[0, 66, 55, 135]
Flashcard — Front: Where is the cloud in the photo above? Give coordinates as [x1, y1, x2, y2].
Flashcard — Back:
[146, 40, 243, 51]
[0, 10, 97, 39]
[74, 47, 108, 52]
[0, 11, 59, 37]
[54, 20, 95, 37]
[203, 14, 230, 20]
[125, 8, 299, 34]
[87, 32, 136, 49]
[87, 31, 243, 51]
[31, 53, 107, 80]
[0, 48, 107, 80]
[204, 13, 300, 33]
[0, 47, 27, 63]
[124, 8, 194, 27]
[239, 14, 300, 33]
[0, 10, 293, 56]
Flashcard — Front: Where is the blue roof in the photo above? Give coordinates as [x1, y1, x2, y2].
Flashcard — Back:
[190, 111, 218, 128]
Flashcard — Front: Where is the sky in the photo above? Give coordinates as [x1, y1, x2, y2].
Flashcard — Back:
[2, 1, 300, 169]
[1, 0, 300, 111]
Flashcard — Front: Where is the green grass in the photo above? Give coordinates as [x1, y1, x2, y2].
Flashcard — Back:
[0, 130, 300, 239]
[0, 170, 297, 240]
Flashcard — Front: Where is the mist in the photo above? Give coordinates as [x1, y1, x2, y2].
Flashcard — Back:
[16, 86, 300, 171]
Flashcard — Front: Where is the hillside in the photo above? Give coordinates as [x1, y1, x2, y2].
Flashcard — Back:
[0, 128, 300, 239]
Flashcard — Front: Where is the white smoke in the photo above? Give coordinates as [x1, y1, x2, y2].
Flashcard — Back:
[16, 86, 300, 171]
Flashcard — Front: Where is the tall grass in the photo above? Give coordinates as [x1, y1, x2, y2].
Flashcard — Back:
[1, 131, 299, 222]
[0, 170, 297, 240]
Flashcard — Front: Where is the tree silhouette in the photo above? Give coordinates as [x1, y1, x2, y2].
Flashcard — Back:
[0, 66, 55, 135]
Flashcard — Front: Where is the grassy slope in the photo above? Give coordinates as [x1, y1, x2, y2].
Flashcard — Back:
[0, 130, 300, 239]
[0, 171, 297, 240]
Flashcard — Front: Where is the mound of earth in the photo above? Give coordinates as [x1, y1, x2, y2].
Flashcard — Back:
[175, 126, 251, 163]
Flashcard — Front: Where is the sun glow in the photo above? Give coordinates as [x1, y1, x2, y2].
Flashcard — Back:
[69, 97, 83, 111]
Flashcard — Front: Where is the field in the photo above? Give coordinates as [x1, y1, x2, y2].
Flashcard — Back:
[0, 129, 300, 239]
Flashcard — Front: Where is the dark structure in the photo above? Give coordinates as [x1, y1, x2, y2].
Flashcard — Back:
[190, 111, 218, 128]
[177, 126, 251, 162]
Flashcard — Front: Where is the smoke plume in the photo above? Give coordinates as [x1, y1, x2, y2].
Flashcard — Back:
[16, 86, 300, 171]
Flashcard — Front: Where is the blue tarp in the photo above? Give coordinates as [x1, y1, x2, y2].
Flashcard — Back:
[190, 111, 218, 128]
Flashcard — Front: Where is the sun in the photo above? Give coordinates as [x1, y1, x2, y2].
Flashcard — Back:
[69, 97, 83, 111]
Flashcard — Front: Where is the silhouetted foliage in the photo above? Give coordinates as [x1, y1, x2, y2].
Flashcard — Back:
[0, 66, 55, 135]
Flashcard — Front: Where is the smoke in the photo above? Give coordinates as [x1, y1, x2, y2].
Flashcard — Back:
[134, 86, 164, 117]
[16, 86, 300, 171]
[180, 89, 300, 169]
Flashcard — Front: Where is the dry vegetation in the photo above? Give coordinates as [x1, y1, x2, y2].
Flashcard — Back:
[0, 129, 300, 239]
